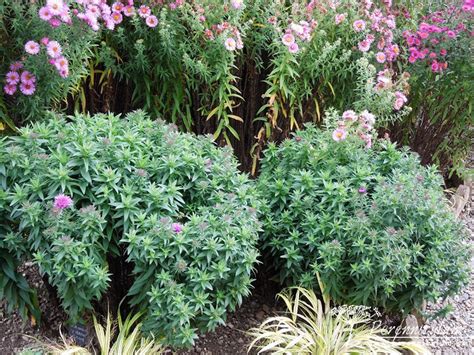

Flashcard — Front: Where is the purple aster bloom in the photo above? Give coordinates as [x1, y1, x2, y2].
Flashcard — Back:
[358, 187, 367, 194]
[53, 194, 73, 210]
[172, 223, 183, 233]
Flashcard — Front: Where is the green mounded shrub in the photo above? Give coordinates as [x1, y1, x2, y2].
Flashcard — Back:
[0, 110, 260, 347]
[258, 123, 471, 314]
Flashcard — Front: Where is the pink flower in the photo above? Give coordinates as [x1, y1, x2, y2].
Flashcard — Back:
[19, 81, 35, 96]
[3, 84, 16, 96]
[375, 52, 386, 63]
[54, 56, 69, 70]
[431, 60, 439, 72]
[46, 41, 62, 58]
[353, 20, 366, 32]
[335, 13, 346, 25]
[123, 5, 135, 16]
[53, 194, 73, 210]
[394, 98, 405, 110]
[39, 6, 53, 21]
[360, 110, 375, 126]
[138, 5, 151, 18]
[145, 15, 158, 28]
[408, 56, 417, 63]
[332, 128, 347, 141]
[111, 11, 123, 24]
[25, 40, 40, 55]
[342, 110, 357, 121]
[224, 37, 237, 51]
[49, 18, 62, 28]
[394, 91, 407, 110]
[172, 223, 183, 233]
[358, 40, 370, 52]
[446, 30, 456, 38]
[358, 186, 367, 194]
[112, 2, 124, 12]
[5, 71, 20, 85]
[10, 62, 23, 71]
[230, 0, 243, 9]
[46, 0, 64, 16]
[288, 42, 299, 53]
[41, 37, 50, 46]
[20, 71, 36, 84]
[440, 48, 447, 56]
[59, 68, 69, 78]
[282, 33, 295, 46]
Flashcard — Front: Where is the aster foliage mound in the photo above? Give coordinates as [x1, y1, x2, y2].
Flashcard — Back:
[258, 123, 471, 314]
[0, 110, 260, 347]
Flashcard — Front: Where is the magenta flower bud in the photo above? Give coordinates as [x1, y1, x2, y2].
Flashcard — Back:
[172, 223, 183, 233]
[358, 187, 367, 194]
[53, 194, 73, 210]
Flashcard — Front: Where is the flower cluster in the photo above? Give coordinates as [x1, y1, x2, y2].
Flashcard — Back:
[205, 21, 243, 51]
[402, 4, 471, 73]
[281, 20, 317, 54]
[332, 109, 376, 148]
[3, 62, 36, 96]
[375, 69, 410, 110]
[344, 1, 400, 63]
[39, 0, 72, 27]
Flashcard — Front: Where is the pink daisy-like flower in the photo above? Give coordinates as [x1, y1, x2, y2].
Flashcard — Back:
[353, 19, 366, 32]
[3, 84, 17, 96]
[54, 56, 69, 70]
[224, 37, 237, 51]
[375, 52, 386, 63]
[20, 71, 36, 84]
[123, 5, 135, 16]
[145, 15, 158, 28]
[342, 110, 357, 122]
[230, 0, 244, 9]
[282, 33, 295, 46]
[288, 42, 299, 53]
[332, 128, 347, 142]
[47, 0, 64, 16]
[138, 5, 151, 18]
[25, 40, 41, 55]
[112, 2, 124, 12]
[39, 6, 53, 21]
[10, 62, 24, 71]
[20, 81, 36, 96]
[5, 71, 20, 85]
[53, 194, 73, 210]
[41, 37, 50, 46]
[111, 11, 123, 24]
[358, 40, 370, 52]
[446, 30, 456, 38]
[335, 13, 346, 25]
[46, 41, 62, 58]
[59, 68, 69, 78]
[49, 18, 62, 28]
[172, 223, 183, 233]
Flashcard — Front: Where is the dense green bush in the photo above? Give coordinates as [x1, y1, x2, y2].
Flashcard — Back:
[258, 122, 471, 314]
[0, 110, 260, 347]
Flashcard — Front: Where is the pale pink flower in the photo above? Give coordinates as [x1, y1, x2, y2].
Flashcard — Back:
[47, 41, 62, 58]
[53, 194, 73, 210]
[332, 128, 347, 141]
[3, 84, 16, 96]
[123, 5, 135, 16]
[394, 98, 404, 110]
[20, 81, 35, 96]
[335, 13, 346, 25]
[353, 20, 366, 32]
[288, 42, 299, 53]
[375, 52, 386, 63]
[25, 41, 40, 55]
[111, 11, 123, 24]
[224, 37, 237, 51]
[342, 110, 357, 122]
[358, 40, 370, 52]
[145, 15, 158, 28]
[46, 0, 64, 16]
[230, 0, 244, 9]
[41, 37, 50, 46]
[138, 5, 151, 18]
[112, 2, 124, 12]
[20, 71, 36, 84]
[54, 56, 68, 70]
[360, 110, 375, 126]
[5, 71, 20, 85]
[39, 6, 53, 21]
[290, 23, 304, 35]
[282, 33, 295, 46]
